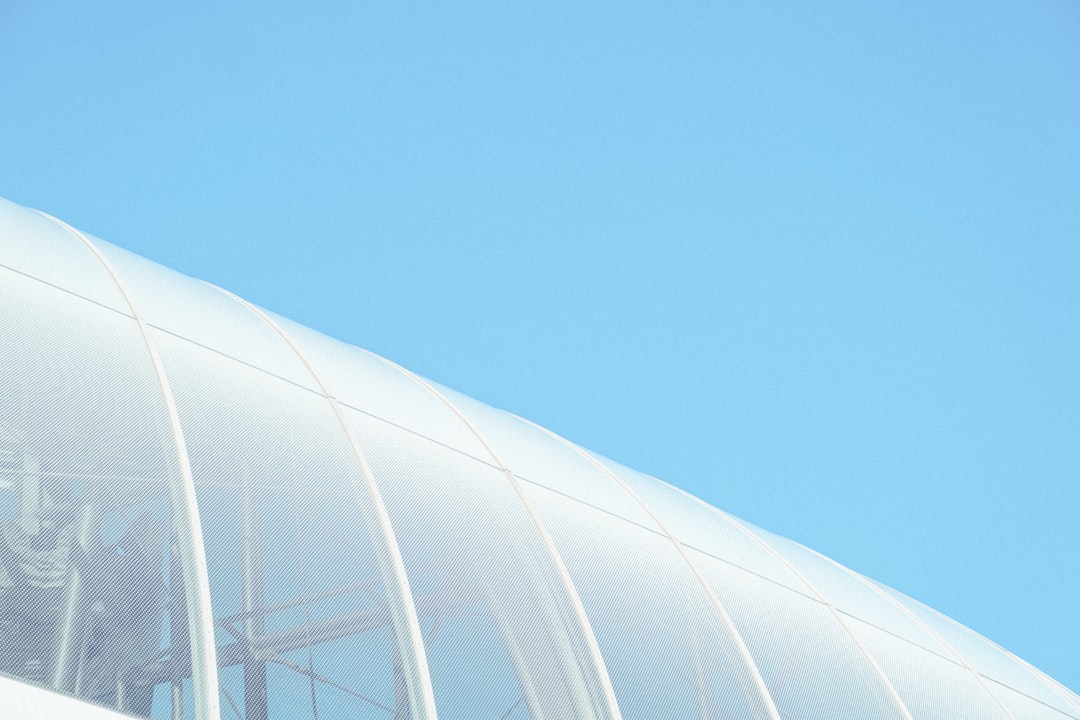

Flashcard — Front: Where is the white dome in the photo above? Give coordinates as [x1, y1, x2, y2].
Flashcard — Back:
[0, 197, 1076, 720]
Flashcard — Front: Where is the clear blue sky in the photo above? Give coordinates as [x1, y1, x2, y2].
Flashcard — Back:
[2, 0, 1078, 694]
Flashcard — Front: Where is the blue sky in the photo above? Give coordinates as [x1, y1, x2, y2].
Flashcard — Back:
[2, 0, 1078, 694]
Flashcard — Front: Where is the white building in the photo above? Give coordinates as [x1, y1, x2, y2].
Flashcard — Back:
[0, 197, 1076, 720]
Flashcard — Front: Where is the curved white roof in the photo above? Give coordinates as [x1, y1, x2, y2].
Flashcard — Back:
[0, 196, 1076, 720]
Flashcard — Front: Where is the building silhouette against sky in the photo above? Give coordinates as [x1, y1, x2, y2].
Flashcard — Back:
[1, 196, 1077, 720]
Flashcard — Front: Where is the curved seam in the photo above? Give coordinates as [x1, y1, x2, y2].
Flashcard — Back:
[910, 592, 1080, 717]
[642, 477, 915, 720]
[356, 351, 623, 720]
[516, 419, 782, 720]
[203, 285, 438, 720]
[808, 546, 1018, 720]
[34, 212, 220, 720]
[1036, 677, 1080, 716]
[709, 514, 913, 719]
[1020, 667, 1080, 715]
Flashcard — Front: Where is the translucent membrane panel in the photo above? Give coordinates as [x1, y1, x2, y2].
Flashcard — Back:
[429, 385, 658, 530]
[754, 530, 951, 656]
[988, 678, 1080, 720]
[347, 410, 610, 720]
[270, 315, 489, 460]
[687, 547, 904, 720]
[590, 456, 810, 594]
[93, 240, 317, 391]
[847, 616, 1009, 720]
[155, 332, 405, 720]
[1051, 681, 1080, 712]
[522, 482, 775, 720]
[1043, 679, 1080, 716]
[0, 199, 126, 312]
[875, 584, 1078, 716]
[0, 269, 193, 718]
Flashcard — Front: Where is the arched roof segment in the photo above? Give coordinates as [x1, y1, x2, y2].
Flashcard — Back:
[0, 196, 1077, 720]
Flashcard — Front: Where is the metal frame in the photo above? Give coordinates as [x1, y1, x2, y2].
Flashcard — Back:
[206, 285, 438, 720]
[808, 547, 1018, 720]
[34, 212, 220, 720]
[878, 576, 1080, 716]
[519, 420, 782, 720]
[358, 351, 623, 720]
[2, 200, 1073, 720]
[650, 478, 916, 720]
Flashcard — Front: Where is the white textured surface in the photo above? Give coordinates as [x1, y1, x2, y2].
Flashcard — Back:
[0, 675, 134, 720]
[1, 196, 1078, 720]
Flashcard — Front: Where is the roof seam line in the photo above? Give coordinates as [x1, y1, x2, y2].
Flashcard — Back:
[201, 281, 438, 720]
[907, 589, 1080, 716]
[647, 476, 914, 720]
[808, 546, 1018, 720]
[358, 350, 623, 720]
[518, 418, 784, 720]
[33, 211, 221, 720]
[705, 510, 913, 720]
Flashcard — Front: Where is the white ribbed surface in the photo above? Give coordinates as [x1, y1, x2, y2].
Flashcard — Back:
[1, 196, 1078, 720]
